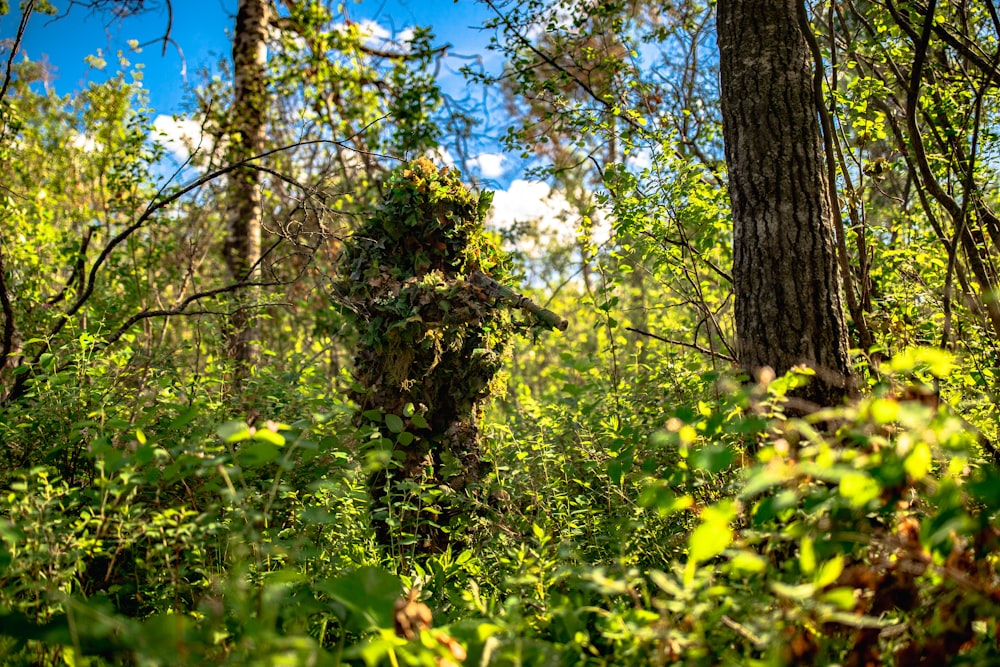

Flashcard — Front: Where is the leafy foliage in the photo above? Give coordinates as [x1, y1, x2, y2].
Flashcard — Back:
[2, 1, 1000, 666]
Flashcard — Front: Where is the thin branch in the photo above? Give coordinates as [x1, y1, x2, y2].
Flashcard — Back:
[625, 326, 736, 363]
[269, 15, 451, 61]
[483, 0, 643, 134]
[0, 0, 34, 372]
[97, 277, 288, 350]
[45, 226, 94, 307]
[0, 247, 14, 372]
[941, 35, 997, 347]
[798, 1, 874, 353]
[0, 0, 32, 105]
[3, 132, 388, 403]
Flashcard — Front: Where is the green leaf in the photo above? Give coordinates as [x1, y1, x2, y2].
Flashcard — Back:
[904, 441, 932, 482]
[728, 550, 767, 573]
[217, 420, 251, 443]
[252, 427, 286, 446]
[691, 444, 734, 473]
[889, 347, 954, 377]
[167, 407, 199, 430]
[822, 587, 857, 611]
[316, 567, 401, 631]
[688, 521, 732, 564]
[532, 523, 546, 541]
[839, 472, 881, 508]
[815, 556, 844, 589]
[799, 536, 816, 575]
[869, 398, 899, 425]
[385, 413, 404, 434]
[238, 441, 281, 467]
[637, 482, 692, 517]
[771, 581, 815, 600]
[477, 190, 494, 223]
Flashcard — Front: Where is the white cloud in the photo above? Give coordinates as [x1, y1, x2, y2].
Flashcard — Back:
[425, 146, 456, 168]
[490, 179, 612, 258]
[150, 115, 210, 162]
[626, 146, 653, 171]
[70, 133, 97, 152]
[490, 179, 575, 249]
[526, 4, 575, 40]
[356, 19, 390, 42]
[469, 153, 507, 179]
[334, 19, 415, 54]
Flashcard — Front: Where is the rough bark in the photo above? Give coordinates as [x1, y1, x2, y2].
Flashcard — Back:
[224, 0, 267, 371]
[717, 0, 853, 406]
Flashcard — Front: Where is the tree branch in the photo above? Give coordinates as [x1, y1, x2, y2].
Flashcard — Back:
[0, 0, 32, 106]
[625, 326, 736, 363]
[2, 133, 385, 404]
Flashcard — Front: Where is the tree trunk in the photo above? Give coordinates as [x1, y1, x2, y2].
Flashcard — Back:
[224, 0, 267, 372]
[717, 0, 853, 407]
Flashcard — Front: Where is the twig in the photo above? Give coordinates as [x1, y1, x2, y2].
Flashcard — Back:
[0, 0, 35, 371]
[625, 326, 736, 363]
[3, 133, 374, 404]
[0, 0, 32, 105]
[0, 247, 14, 372]
[721, 615, 766, 648]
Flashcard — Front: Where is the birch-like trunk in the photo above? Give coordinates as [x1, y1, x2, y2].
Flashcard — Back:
[224, 0, 267, 372]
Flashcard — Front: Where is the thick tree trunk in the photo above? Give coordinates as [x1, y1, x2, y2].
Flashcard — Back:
[717, 0, 853, 407]
[224, 0, 267, 371]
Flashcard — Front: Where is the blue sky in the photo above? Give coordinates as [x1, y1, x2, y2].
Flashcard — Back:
[8, 0, 499, 115]
[3, 0, 591, 252]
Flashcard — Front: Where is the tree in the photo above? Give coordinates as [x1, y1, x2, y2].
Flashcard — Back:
[224, 0, 268, 374]
[717, 0, 853, 406]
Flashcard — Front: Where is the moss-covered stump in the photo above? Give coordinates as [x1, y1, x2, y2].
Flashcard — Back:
[335, 158, 517, 552]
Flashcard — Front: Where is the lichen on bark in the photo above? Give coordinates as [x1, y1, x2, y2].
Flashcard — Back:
[335, 158, 518, 551]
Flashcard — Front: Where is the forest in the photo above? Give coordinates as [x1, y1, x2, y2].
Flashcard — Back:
[1, 0, 1000, 664]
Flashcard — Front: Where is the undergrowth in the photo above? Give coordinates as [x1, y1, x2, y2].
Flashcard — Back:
[2, 343, 999, 666]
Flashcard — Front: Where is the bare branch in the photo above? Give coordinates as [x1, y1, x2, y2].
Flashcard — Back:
[97, 277, 289, 350]
[0, 247, 14, 372]
[625, 326, 736, 363]
[2, 133, 383, 404]
[0, 0, 32, 106]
